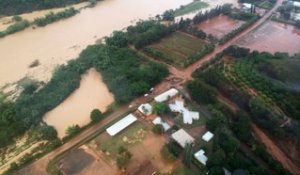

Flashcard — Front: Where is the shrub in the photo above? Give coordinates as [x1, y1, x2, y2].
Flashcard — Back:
[152, 124, 164, 135]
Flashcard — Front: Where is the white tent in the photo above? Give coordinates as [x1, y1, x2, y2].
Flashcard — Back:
[242, 3, 252, 9]
[106, 114, 137, 136]
[169, 100, 199, 124]
[194, 149, 208, 165]
[294, 1, 300, 7]
[171, 129, 195, 147]
[152, 117, 171, 131]
[154, 88, 179, 102]
[202, 131, 214, 142]
[138, 103, 153, 116]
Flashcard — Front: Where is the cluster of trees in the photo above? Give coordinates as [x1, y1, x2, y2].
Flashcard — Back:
[0, 20, 30, 38]
[116, 146, 132, 169]
[192, 4, 232, 24]
[161, 141, 182, 162]
[0, 0, 83, 15]
[127, 20, 176, 49]
[33, 8, 78, 27]
[187, 79, 218, 105]
[0, 43, 169, 149]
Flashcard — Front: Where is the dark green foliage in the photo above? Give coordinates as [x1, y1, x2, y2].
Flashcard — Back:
[65, 125, 80, 136]
[183, 143, 193, 167]
[206, 149, 226, 167]
[0, 20, 30, 38]
[0, 0, 82, 16]
[37, 125, 58, 140]
[33, 8, 78, 27]
[208, 166, 224, 175]
[152, 124, 164, 135]
[296, 20, 300, 28]
[116, 146, 132, 169]
[90, 109, 103, 122]
[153, 102, 170, 115]
[187, 79, 217, 104]
[105, 31, 128, 47]
[127, 20, 176, 49]
[231, 112, 253, 144]
[162, 10, 175, 21]
[12, 15, 22, 22]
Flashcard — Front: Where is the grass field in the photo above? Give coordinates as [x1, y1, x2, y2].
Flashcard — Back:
[145, 32, 208, 68]
[94, 121, 148, 158]
[174, 1, 208, 17]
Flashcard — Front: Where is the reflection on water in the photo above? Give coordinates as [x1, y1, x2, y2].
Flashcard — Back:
[43, 68, 114, 138]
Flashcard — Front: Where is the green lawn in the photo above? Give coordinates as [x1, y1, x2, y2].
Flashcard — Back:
[146, 32, 207, 68]
[94, 121, 148, 158]
[174, 1, 209, 17]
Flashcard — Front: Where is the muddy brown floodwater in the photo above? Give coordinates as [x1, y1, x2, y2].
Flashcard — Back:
[236, 21, 300, 55]
[196, 15, 244, 39]
[0, 0, 193, 89]
[43, 68, 114, 139]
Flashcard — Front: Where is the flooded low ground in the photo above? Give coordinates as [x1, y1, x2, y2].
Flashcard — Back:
[43, 68, 114, 138]
[196, 15, 244, 39]
[0, 0, 193, 90]
[236, 21, 300, 55]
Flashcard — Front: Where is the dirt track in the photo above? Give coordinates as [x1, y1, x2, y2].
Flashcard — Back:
[17, 0, 284, 174]
[252, 125, 300, 175]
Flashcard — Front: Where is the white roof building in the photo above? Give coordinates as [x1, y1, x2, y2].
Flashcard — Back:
[169, 100, 199, 124]
[154, 88, 179, 102]
[171, 129, 195, 148]
[138, 103, 153, 116]
[106, 114, 137, 136]
[152, 117, 171, 131]
[294, 13, 300, 21]
[202, 131, 214, 142]
[194, 149, 208, 165]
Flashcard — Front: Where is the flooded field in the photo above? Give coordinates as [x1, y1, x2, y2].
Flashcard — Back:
[43, 68, 114, 138]
[236, 21, 300, 55]
[0, 0, 193, 90]
[196, 15, 244, 39]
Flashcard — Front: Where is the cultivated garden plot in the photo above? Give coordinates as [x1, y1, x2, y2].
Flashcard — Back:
[196, 15, 245, 39]
[236, 21, 300, 55]
[144, 31, 211, 68]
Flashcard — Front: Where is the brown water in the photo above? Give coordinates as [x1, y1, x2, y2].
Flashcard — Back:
[0, 0, 193, 89]
[43, 68, 114, 138]
[197, 15, 244, 39]
[236, 21, 300, 55]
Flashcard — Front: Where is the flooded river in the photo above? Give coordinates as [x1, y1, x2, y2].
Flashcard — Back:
[0, 0, 193, 89]
[43, 68, 114, 138]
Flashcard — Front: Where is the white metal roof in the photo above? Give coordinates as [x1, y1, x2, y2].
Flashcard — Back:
[242, 3, 252, 9]
[171, 129, 195, 147]
[106, 114, 137, 136]
[152, 117, 171, 131]
[194, 149, 208, 165]
[294, 1, 300, 7]
[138, 103, 153, 116]
[169, 100, 200, 124]
[202, 131, 214, 142]
[154, 88, 179, 102]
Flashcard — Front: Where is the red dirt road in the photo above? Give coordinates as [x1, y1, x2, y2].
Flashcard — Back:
[252, 124, 300, 174]
[18, 0, 284, 174]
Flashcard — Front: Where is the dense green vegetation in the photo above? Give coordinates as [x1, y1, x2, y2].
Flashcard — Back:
[33, 8, 78, 27]
[0, 0, 83, 16]
[173, 1, 208, 17]
[0, 20, 30, 38]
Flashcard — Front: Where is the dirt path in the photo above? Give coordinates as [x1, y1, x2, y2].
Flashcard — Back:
[252, 124, 300, 175]
[17, 0, 284, 174]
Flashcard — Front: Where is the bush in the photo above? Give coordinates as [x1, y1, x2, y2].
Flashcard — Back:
[90, 109, 103, 122]
[65, 125, 80, 136]
[38, 125, 57, 140]
[116, 146, 132, 169]
[161, 145, 177, 162]
[187, 79, 217, 104]
[152, 124, 164, 135]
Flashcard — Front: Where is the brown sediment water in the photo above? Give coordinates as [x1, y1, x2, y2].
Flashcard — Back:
[0, 0, 193, 88]
[196, 15, 244, 39]
[43, 68, 114, 139]
[236, 21, 300, 55]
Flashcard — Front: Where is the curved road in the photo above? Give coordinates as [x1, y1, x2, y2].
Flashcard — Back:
[18, 0, 283, 174]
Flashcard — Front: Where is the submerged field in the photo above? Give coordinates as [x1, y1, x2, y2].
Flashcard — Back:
[144, 32, 209, 68]
[236, 21, 300, 55]
[196, 15, 245, 39]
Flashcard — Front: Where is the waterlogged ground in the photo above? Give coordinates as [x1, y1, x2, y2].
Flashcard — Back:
[236, 21, 300, 55]
[43, 68, 114, 138]
[196, 15, 244, 39]
[0, 0, 193, 90]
